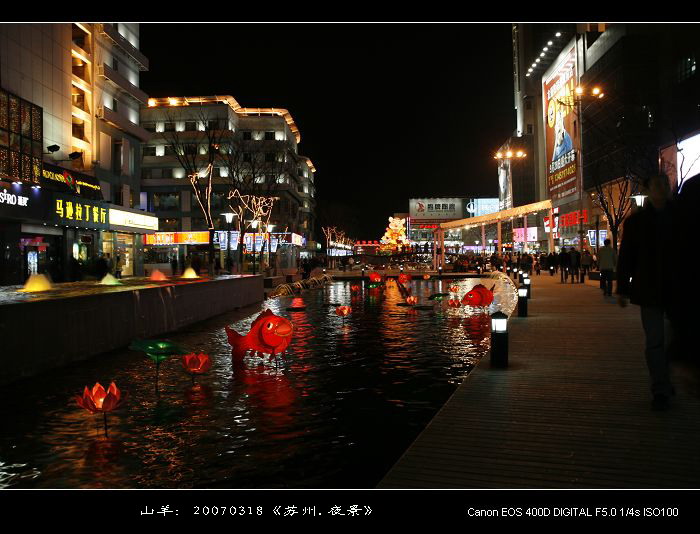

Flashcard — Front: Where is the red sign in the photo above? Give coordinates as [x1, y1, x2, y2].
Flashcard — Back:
[145, 231, 210, 245]
[559, 209, 588, 227]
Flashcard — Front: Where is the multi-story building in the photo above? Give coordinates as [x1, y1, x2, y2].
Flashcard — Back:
[139, 95, 316, 269]
[0, 23, 154, 284]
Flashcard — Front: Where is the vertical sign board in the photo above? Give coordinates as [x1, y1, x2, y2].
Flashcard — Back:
[543, 45, 579, 204]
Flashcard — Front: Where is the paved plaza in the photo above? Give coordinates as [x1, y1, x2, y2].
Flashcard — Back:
[380, 272, 700, 488]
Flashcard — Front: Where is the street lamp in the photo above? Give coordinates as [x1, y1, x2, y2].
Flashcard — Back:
[222, 212, 236, 273]
[266, 223, 275, 273]
[250, 219, 259, 275]
[631, 194, 647, 208]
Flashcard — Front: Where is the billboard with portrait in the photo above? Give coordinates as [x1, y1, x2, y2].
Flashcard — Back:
[543, 44, 579, 203]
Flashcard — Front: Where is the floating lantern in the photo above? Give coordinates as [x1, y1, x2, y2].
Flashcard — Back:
[130, 339, 187, 394]
[335, 305, 352, 323]
[449, 285, 459, 293]
[19, 273, 52, 292]
[99, 273, 122, 285]
[448, 298, 461, 308]
[369, 272, 382, 283]
[423, 274, 431, 280]
[350, 284, 361, 293]
[149, 269, 168, 281]
[225, 309, 293, 361]
[75, 382, 126, 437]
[398, 273, 411, 284]
[406, 296, 418, 306]
[182, 352, 212, 383]
[181, 267, 199, 279]
[462, 284, 495, 307]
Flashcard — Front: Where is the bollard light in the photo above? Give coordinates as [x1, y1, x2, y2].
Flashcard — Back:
[438, 265, 443, 278]
[518, 287, 528, 317]
[524, 277, 531, 299]
[323, 268, 326, 274]
[490, 311, 509, 367]
[550, 265, 554, 276]
[518, 269, 524, 283]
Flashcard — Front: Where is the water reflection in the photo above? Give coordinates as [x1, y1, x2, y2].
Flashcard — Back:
[0, 280, 491, 488]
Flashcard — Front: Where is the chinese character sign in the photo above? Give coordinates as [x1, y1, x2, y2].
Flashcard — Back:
[543, 45, 579, 203]
[50, 193, 109, 229]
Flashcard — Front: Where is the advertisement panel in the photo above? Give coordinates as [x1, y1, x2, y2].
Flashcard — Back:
[469, 198, 500, 217]
[498, 159, 513, 211]
[409, 198, 465, 223]
[543, 44, 579, 203]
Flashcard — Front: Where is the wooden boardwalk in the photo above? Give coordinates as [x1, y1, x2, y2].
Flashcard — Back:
[379, 273, 700, 488]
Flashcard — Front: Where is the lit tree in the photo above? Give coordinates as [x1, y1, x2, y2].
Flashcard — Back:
[152, 106, 228, 275]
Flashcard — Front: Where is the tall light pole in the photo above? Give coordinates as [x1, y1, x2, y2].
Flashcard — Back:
[222, 212, 235, 273]
[250, 219, 259, 275]
[266, 223, 275, 273]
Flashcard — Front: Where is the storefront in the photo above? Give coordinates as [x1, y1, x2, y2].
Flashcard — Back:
[104, 207, 158, 277]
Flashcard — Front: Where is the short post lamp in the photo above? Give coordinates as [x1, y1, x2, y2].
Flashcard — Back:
[518, 287, 528, 317]
[266, 223, 275, 272]
[490, 311, 509, 368]
[438, 265, 442, 278]
[250, 219, 259, 275]
[361, 267, 365, 280]
[507, 266, 511, 274]
[524, 276, 531, 299]
[518, 269, 524, 283]
[550, 265, 555, 276]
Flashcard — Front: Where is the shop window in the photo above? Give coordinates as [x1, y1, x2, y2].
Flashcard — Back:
[242, 131, 252, 140]
[678, 55, 696, 83]
[265, 131, 275, 140]
[185, 121, 197, 131]
[160, 218, 179, 231]
[143, 146, 156, 156]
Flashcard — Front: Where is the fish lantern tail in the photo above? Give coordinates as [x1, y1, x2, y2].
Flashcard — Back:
[225, 325, 245, 349]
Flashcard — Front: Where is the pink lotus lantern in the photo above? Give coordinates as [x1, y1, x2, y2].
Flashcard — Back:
[449, 285, 459, 293]
[423, 274, 431, 280]
[406, 296, 418, 306]
[335, 305, 352, 324]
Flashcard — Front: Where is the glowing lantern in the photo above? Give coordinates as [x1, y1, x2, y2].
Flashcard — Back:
[182, 352, 212, 383]
[99, 273, 122, 285]
[350, 284, 361, 293]
[461, 284, 495, 307]
[19, 273, 52, 292]
[369, 272, 382, 283]
[398, 273, 411, 284]
[181, 267, 199, 279]
[448, 299, 461, 308]
[75, 382, 126, 437]
[335, 305, 352, 323]
[225, 309, 293, 361]
[423, 274, 431, 280]
[449, 285, 460, 293]
[406, 296, 418, 306]
[130, 339, 187, 395]
[150, 269, 168, 281]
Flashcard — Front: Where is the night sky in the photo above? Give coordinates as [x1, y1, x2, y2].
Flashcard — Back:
[139, 23, 515, 239]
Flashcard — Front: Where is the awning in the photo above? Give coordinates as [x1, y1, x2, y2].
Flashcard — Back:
[439, 200, 553, 230]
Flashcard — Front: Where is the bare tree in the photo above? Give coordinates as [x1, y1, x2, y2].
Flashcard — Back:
[152, 106, 228, 274]
[217, 134, 296, 271]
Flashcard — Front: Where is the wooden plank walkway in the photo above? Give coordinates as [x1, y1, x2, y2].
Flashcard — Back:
[379, 273, 700, 488]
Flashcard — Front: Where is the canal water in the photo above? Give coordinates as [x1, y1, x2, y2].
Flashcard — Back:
[0, 278, 495, 488]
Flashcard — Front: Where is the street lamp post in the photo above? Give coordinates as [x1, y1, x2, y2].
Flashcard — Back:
[222, 212, 235, 274]
[250, 219, 259, 275]
[266, 223, 275, 274]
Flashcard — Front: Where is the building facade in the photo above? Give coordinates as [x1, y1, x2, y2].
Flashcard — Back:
[0, 23, 153, 284]
[139, 95, 317, 269]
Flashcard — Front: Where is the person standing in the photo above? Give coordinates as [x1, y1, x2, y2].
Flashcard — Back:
[570, 247, 581, 284]
[617, 174, 677, 410]
[559, 247, 570, 283]
[580, 249, 593, 282]
[171, 255, 178, 276]
[597, 239, 617, 296]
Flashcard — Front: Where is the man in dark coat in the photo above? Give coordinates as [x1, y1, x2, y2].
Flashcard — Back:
[570, 247, 581, 283]
[617, 174, 678, 410]
[558, 248, 570, 283]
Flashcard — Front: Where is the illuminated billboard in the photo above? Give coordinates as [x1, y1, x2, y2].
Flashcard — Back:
[543, 44, 579, 203]
[409, 198, 466, 223]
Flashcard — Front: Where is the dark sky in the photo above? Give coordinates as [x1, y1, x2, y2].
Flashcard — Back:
[139, 23, 515, 239]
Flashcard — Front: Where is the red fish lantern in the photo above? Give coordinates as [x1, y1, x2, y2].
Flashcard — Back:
[181, 352, 212, 383]
[398, 273, 411, 284]
[369, 272, 382, 283]
[449, 285, 459, 293]
[423, 274, 431, 280]
[461, 283, 495, 307]
[335, 305, 352, 317]
[406, 296, 418, 306]
[350, 284, 361, 293]
[225, 309, 294, 360]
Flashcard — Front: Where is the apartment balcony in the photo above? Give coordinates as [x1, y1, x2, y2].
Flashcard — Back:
[97, 23, 149, 71]
[97, 64, 149, 105]
[97, 106, 152, 142]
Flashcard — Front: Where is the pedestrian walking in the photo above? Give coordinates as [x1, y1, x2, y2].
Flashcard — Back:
[580, 249, 593, 282]
[170, 255, 178, 276]
[559, 248, 570, 282]
[617, 173, 678, 410]
[570, 247, 581, 283]
[597, 239, 616, 296]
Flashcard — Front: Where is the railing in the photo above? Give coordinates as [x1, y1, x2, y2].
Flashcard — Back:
[97, 106, 152, 142]
[97, 64, 149, 104]
[97, 23, 149, 71]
